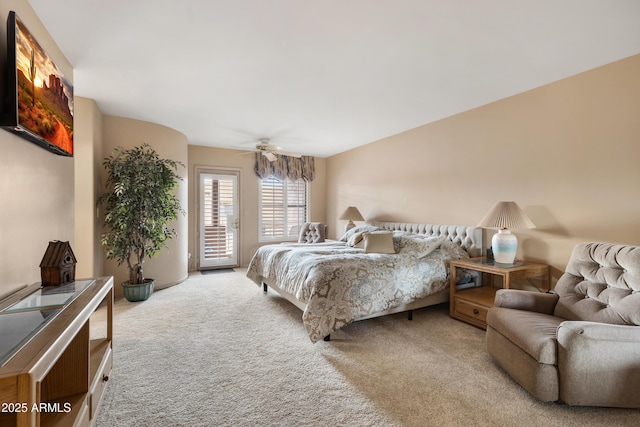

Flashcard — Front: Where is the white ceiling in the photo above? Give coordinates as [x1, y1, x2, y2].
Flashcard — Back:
[29, 0, 640, 158]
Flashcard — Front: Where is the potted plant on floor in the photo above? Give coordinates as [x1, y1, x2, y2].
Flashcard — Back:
[99, 143, 184, 302]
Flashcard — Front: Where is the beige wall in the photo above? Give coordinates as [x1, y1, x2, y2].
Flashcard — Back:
[1, 1, 636, 297]
[102, 116, 189, 292]
[74, 97, 103, 279]
[0, 0, 74, 297]
[326, 54, 640, 284]
[188, 145, 326, 268]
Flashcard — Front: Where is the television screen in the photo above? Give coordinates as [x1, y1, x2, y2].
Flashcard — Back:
[2, 11, 73, 156]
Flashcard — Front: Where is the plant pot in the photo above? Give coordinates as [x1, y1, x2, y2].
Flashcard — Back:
[122, 279, 155, 302]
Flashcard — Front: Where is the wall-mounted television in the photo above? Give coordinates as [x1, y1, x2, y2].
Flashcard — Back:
[1, 11, 73, 156]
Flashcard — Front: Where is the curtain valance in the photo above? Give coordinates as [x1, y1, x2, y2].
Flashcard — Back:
[254, 153, 315, 182]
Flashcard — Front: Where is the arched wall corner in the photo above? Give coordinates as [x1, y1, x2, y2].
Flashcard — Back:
[102, 116, 188, 293]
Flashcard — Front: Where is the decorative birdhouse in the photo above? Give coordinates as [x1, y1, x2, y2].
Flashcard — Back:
[40, 241, 77, 286]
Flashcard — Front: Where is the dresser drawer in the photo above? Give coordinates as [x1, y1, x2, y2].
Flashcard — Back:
[454, 298, 489, 323]
[90, 346, 112, 419]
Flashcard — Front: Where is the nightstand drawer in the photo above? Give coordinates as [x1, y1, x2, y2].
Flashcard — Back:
[454, 298, 489, 323]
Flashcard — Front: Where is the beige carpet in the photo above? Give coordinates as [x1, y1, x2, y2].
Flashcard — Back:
[95, 269, 638, 426]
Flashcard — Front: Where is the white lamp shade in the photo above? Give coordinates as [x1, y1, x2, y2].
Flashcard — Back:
[339, 206, 364, 232]
[477, 201, 535, 230]
[339, 206, 364, 222]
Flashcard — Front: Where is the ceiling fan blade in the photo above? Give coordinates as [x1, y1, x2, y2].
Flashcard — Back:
[232, 150, 255, 157]
[265, 152, 277, 162]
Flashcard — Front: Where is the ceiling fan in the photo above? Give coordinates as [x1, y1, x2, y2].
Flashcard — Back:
[250, 138, 302, 162]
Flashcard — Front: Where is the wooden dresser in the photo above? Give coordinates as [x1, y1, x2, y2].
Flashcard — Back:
[0, 277, 113, 426]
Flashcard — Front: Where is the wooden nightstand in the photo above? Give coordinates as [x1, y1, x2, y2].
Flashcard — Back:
[449, 257, 550, 329]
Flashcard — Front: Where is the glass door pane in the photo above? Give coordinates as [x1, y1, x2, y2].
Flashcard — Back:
[199, 171, 239, 269]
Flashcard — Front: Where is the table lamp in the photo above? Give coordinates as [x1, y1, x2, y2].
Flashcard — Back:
[477, 201, 535, 264]
[339, 206, 364, 233]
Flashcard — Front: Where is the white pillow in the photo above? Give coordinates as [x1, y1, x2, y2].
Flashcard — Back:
[398, 235, 446, 258]
[346, 231, 365, 248]
[339, 225, 379, 242]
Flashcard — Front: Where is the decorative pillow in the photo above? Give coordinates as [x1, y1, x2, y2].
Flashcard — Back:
[339, 225, 379, 242]
[398, 235, 446, 258]
[363, 231, 396, 254]
[442, 239, 477, 284]
[392, 233, 427, 251]
[391, 231, 413, 252]
[439, 239, 471, 260]
[297, 222, 326, 243]
[346, 231, 366, 248]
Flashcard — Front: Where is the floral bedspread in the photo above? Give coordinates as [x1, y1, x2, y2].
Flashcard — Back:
[246, 238, 469, 343]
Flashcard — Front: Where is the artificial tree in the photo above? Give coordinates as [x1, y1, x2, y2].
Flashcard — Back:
[99, 144, 183, 298]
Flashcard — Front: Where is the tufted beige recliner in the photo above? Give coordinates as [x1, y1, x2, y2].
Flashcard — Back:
[297, 222, 326, 244]
[486, 242, 640, 408]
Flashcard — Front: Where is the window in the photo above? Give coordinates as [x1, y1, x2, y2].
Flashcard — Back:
[259, 176, 308, 241]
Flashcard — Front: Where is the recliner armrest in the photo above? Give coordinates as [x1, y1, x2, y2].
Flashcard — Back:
[558, 321, 640, 342]
[557, 321, 640, 408]
[493, 289, 559, 315]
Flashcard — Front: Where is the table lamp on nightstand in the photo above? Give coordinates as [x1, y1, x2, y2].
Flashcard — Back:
[339, 206, 365, 233]
[477, 201, 535, 264]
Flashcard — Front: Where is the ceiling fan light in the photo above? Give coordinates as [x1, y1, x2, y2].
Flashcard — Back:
[253, 137, 302, 160]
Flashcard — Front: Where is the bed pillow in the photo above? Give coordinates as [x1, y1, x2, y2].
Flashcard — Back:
[439, 239, 471, 259]
[339, 225, 379, 242]
[363, 231, 396, 254]
[346, 231, 366, 248]
[391, 231, 414, 252]
[398, 235, 446, 258]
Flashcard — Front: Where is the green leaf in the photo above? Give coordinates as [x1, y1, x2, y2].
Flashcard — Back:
[97, 144, 184, 284]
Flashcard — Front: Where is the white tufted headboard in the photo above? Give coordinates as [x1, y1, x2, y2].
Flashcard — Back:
[369, 221, 484, 258]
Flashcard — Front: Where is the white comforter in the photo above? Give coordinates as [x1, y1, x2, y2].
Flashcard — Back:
[246, 237, 469, 343]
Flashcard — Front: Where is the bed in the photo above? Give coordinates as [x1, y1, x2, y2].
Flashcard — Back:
[246, 221, 483, 343]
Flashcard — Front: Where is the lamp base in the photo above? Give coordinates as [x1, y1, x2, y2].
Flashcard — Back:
[491, 229, 517, 264]
[344, 220, 355, 233]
